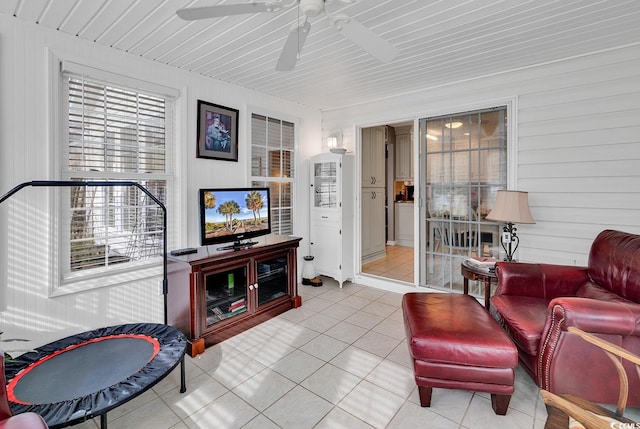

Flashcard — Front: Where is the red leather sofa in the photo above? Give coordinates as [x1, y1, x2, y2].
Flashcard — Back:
[490, 229, 640, 406]
[1, 355, 48, 428]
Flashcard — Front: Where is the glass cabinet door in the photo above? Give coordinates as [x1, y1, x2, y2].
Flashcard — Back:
[313, 160, 337, 208]
[256, 254, 289, 307]
[203, 265, 249, 328]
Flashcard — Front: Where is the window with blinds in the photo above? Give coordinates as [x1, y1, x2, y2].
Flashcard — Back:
[250, 114, 295, 235]
[62, 73, 172, 274]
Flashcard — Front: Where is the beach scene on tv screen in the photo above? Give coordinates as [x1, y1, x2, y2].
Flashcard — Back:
[203, 190, 269, 238]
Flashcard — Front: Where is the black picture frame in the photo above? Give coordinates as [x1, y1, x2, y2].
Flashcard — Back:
[196, 100, 239, 162]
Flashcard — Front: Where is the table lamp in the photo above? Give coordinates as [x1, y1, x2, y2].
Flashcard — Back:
[486, 190, 535, 261]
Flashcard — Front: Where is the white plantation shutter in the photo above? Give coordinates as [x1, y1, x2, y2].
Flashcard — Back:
[61, 70, 175, 275]
[66, 78, 167, 174]
[251, 114, 295, 235]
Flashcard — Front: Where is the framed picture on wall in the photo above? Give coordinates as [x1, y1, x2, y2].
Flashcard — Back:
[196, 100, 239, 161]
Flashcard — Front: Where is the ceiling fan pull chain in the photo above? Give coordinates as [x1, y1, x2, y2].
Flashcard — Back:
[297, 2, 301, 59]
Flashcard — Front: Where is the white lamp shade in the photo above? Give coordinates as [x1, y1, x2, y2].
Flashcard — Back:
[486, 190, 535, 224]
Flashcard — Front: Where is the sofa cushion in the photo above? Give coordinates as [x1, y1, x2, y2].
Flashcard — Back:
[588, 229, 640, 303]
[491, 295, 549, 356]
[576, 281, 636, 304]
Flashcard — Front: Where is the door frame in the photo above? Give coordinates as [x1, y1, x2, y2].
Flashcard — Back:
[354, 119, 420, 291]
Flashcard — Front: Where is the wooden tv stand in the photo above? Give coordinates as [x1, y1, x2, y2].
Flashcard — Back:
[167, 234, 302, 356]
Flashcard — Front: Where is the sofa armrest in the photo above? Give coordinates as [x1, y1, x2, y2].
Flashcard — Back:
[544, 297, 640, 336]
[495, 262, 589, 299]
[537, 297, 640, 395]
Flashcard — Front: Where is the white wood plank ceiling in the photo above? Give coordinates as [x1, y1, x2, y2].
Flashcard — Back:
[3, 0, 640, 111]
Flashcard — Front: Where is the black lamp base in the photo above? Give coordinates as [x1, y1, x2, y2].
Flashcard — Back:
[501, 222, 520, 261]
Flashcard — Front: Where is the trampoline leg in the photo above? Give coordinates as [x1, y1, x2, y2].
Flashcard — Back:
[180, 357, 187, 393]
[100, 413, 107, 429]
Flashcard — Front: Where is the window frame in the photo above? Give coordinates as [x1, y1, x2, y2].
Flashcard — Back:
[249, 111, 297, 236]
[51, 58, 178, 296]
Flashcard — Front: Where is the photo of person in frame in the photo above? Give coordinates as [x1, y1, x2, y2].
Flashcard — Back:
[196, 100, 238, 161]
[205, 112, 231, 152]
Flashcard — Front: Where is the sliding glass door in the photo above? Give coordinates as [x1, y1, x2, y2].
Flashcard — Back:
[419, 107, 508, 295]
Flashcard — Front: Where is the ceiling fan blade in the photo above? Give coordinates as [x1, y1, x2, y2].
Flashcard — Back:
[336, 17, 399, 62]
[276, 21, 311, 71]
[176, 3, 270, 20]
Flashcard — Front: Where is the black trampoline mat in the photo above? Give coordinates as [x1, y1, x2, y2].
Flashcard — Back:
[10, 335, 159, 404]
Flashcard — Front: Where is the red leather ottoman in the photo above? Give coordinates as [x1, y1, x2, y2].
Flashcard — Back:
[402, 292, 518, 415]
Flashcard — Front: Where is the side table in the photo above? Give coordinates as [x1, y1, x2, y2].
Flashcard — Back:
[461, 260, 497, 310]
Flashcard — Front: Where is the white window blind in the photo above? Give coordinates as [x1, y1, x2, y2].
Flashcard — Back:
[67, 77, 167, 174]
[62, 71, 173, 274]
[251, 114, 295, 235]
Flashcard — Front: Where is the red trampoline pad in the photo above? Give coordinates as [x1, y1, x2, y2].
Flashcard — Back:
[8, 334, 160, 405]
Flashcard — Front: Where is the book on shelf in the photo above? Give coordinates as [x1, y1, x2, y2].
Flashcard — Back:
[228, 306, 246, 315]
[228, 298, 246, 312]
[228, 303, 246, 312]
[210, 307, 226, 320]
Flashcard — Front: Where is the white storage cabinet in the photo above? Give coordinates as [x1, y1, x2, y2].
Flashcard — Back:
[309, 153, 354, 288]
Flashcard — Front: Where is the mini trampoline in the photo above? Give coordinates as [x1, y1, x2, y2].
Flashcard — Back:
[4, 323, 187, 429]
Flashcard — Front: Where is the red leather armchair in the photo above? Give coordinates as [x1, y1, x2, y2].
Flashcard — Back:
[490, 229, 640, 406]
[1, 354, 48, 429]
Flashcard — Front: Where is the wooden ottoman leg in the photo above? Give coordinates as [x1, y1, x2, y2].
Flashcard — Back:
[418, 385, 433, 407]
[491, 394, 512, 415]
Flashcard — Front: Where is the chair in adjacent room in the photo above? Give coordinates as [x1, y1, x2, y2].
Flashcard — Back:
[541, 327, 639, 429]
[437, 221, 479, 256]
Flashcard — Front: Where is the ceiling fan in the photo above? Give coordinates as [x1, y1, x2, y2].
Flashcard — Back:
[176, 0, 399, 71]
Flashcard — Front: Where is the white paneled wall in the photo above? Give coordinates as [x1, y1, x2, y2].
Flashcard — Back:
[2, 12, 640, 344]
[0, 16, 321, 345]
[322, 44, 640, 268]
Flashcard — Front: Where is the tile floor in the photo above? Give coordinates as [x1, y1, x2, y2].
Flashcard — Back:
[71, 279, 639, 429]
[362, 245, 414, 283]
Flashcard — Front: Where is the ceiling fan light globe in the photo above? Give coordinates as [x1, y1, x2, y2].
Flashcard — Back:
[301, 0, 325, 17]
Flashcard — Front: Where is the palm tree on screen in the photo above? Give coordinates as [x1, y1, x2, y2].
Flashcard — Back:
[245, 191, 264, 226]
[218, 200, 240, 229]
[204, 192, 216, 209]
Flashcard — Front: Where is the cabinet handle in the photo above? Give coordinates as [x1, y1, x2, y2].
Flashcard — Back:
[321, 216, 328, 219]
[249, 284, 254, 290]
[254, 283, 258, 289]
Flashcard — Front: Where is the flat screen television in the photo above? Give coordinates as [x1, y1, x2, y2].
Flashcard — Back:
[199, 187, 271, 250]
